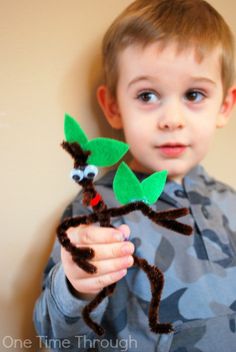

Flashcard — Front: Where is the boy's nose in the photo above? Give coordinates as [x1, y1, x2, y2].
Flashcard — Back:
[158, 101, 185, 131]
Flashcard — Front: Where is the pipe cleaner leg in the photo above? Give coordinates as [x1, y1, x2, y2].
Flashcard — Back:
[57, 214, 99, 273]
[133, 255, 173, 334]
[82, 283, 117, 336]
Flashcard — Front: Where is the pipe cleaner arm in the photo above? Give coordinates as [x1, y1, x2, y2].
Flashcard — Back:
[106, 203, 192, 236]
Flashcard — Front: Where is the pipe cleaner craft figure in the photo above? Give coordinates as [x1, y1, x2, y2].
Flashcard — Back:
[57, 114, 193, 336]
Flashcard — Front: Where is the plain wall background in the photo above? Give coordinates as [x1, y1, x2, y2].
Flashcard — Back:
[0, 0, 235, 350]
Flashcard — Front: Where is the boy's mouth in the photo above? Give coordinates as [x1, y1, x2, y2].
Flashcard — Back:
[157, 143, 187, 157]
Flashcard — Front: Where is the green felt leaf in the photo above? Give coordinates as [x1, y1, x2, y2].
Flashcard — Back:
[87, 138, 129, 167]
[64, 114, 88, 147]
[141, 170, 167, 204]
[113, 162, 144, 204]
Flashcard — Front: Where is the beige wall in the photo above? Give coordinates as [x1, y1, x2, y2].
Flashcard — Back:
[0, 0, 235, 350]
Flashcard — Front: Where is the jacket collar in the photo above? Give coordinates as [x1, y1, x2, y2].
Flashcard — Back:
[96, 164, 211, 206]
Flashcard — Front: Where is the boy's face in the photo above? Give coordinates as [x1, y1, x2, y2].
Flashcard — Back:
[98, 42, 235, 182]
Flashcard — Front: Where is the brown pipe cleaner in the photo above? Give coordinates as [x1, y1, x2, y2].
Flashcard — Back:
[57, 140, 192, 336]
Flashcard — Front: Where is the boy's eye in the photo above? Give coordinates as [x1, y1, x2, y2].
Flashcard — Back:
[185, 90, 205, 103]
[137, 91, 159, 103]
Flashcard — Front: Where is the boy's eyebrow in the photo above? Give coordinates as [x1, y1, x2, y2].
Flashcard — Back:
[128, 76, 154, 88]
[128, 75, 217, 88]
[190, 77, 216, 86]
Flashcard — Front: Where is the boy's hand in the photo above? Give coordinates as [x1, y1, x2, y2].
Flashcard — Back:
[61, 224, 134, 300]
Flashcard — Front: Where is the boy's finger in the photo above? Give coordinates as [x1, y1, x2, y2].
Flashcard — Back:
[61, 242, 134, 279]
[76, 255, 134, 279]
[90, 241, 135, 261]
[118, 224, 130, 239]
[67, 224, 130, 245]
[62, 239, 135, 263]
[74, 269, 128, 293]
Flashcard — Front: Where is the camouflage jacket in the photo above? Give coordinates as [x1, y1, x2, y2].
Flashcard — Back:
[34, 165, 236, 351]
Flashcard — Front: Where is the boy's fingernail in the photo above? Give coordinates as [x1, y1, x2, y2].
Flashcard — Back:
[121, 230, 130, 241]
[113, 232, 124, 241]
[123, 233, 130, 241]
[121, 243, 134, 255]
[118, 225, 130, 241]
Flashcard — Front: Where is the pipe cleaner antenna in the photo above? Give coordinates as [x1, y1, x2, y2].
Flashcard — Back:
[64, 113, 129, 167]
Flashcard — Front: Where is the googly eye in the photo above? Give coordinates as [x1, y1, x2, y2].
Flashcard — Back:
[84, 165, 98, 180]
[70, 168, 84, 182]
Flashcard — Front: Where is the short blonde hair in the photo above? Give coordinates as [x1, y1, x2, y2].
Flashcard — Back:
[102, 0, 235, 98]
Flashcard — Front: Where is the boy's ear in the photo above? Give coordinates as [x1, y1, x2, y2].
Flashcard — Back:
[217, 85, 236, 128]
[97, 85, 123, 129]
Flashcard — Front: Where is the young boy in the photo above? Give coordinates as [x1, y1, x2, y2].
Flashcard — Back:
[34, 0, 236, 351]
